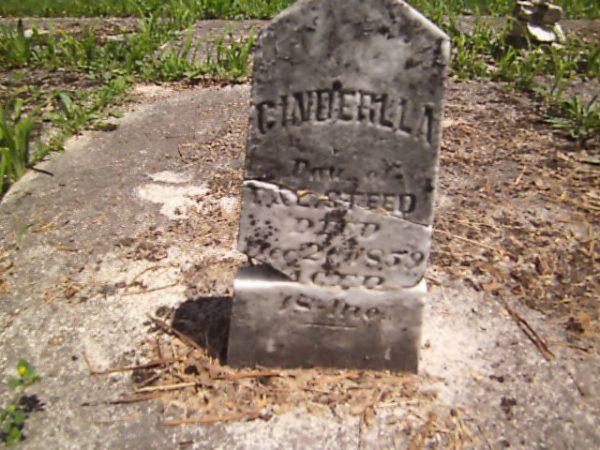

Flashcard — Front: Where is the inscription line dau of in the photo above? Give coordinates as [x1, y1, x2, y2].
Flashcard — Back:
[255, 82, 436, 145]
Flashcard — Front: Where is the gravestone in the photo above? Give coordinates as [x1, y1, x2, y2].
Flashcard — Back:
[228, 0, 449, 372]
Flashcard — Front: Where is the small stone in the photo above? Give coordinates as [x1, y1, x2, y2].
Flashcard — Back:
[510, 1, 565, 45]
[527, 24, 558, 43]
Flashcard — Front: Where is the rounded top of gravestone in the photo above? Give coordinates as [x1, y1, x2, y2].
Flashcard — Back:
[253, 0, 450, 96]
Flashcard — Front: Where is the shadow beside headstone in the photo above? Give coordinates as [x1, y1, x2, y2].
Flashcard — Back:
[172, 296, 233, 362]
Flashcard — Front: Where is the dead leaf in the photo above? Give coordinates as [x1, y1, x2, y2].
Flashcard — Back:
[534, 256, 550, 275]
[0, 278, 10, 294]
[63, 286, 79, 299]
[482, 279, 502, 293]
[580, 155, 600, 165]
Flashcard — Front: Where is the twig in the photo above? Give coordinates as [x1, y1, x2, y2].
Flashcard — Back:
[48, 241, 78, 252]
[435, 229, 513, 258]
[30, 167, 54, 177]
[512, 165, 526, 186]
[136, 382, 197, 393]
[144, 337, 163, 359]
[148, 315, 202, 350]
[501, 301, 555, 361]
[149, 316, 230, 377]
[129, 264, 174, 286]
[110, 393, 164, 404]
[160, 410, 262, 427]
[84, 351, 182, 376]
[358, 407, 368, 450]
[0, 260, 13, 273]
[81, 392, 163, 407]
[121, 282, 178, 297]
[311, 372, 359, 386]
[137, 368, 167, 388]
[357, 389, 386, 450]
[216, 370, 283, 381]
[33, 213, 63, 233]
[540, 193, 600, 212]
[408, 411, 437, 450]
[564, 368, 587, 397]
[302, 387, 334, 395]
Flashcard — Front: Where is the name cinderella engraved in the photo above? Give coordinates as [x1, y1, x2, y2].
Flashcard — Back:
[254, 81, 435, 144]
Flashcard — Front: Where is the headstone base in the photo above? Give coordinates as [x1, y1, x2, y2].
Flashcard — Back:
[227, 266, 425, 373]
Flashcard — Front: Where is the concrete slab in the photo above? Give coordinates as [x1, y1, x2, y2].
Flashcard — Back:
[0, 83, 598, 449]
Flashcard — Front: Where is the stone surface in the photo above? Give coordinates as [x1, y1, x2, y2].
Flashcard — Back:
[515, 1, 563, 25]
[228, 266, 425, 372]
[229, 0, 449, 373]
[238, 0, 449, 287]
[527, 23, 561, 42]
[238, 180, 431, 289]
[510, 1, 565, 45]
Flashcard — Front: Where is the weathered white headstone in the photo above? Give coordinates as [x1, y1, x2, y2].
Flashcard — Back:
[228, 0, 449, 372]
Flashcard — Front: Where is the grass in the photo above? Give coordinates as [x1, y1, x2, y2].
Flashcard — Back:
[0, 0, 296, 20]
[0, 15, 256, 195]
[0, 0, 598, 195]
[432, 9, 599, 147]
[0, 0, 597, 19]
[408, 0, 600, 19]
[1, 359, 42, 446]
[0, 100, 41, 193]
[547, 95, 600, 147]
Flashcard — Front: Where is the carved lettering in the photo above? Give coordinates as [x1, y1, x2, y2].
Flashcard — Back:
[327, 191, 416, 216]
[291, 92, 311, 123]
[340, 90, 358, 121]
[253, 82, 436, 145]
[294, 159, 344, 182]
[316, 89, 332, 121]
[365, 249, 425, 269]
[256, 101, 276, 134]
[312, 272, 385, 289]
[247, 184, 417, 218]
[398, 98, 412, 135]
[278, 294, 384, 323]
[418, 105, 434, 144]
[248, 184, 417, 217]
[295, 218, 314, 232]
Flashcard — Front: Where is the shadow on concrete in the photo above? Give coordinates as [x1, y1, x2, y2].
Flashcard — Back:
[172, 297, 233, 362]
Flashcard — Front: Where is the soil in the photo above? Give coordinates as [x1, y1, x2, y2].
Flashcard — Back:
[438, 77, 599, 333]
